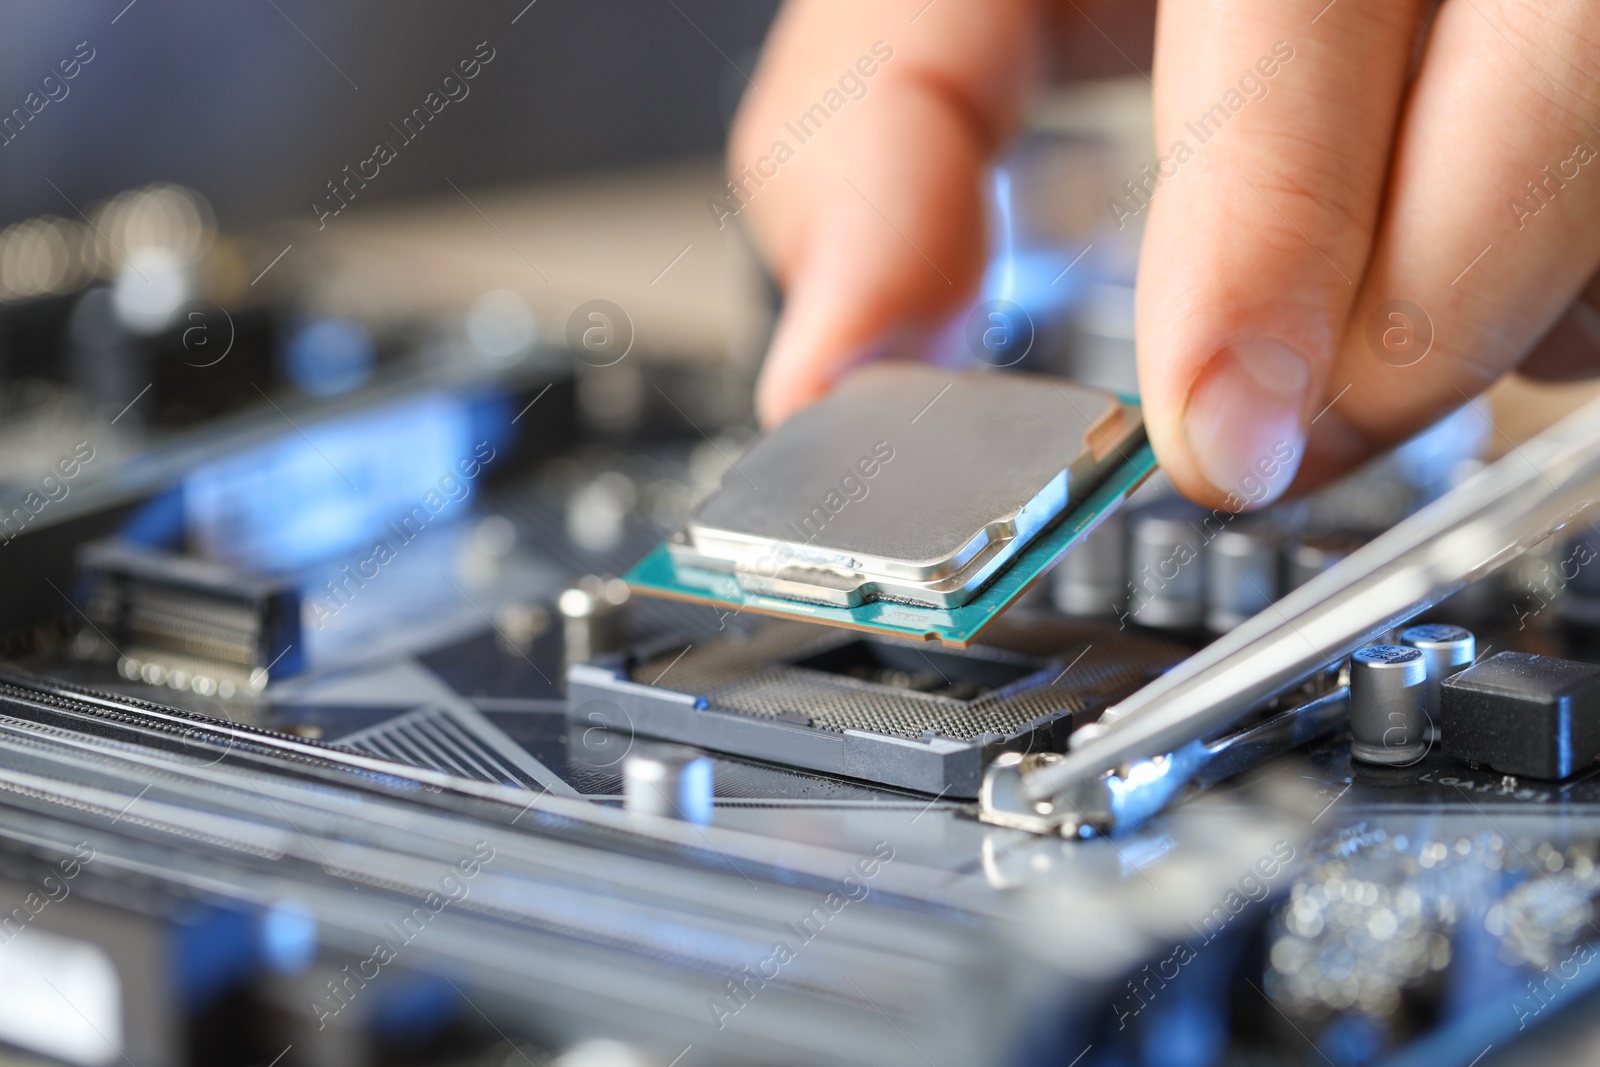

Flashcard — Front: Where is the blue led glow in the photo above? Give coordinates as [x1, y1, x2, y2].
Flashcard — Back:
[980, 166, 1094, 331]
[679, 756, 714, 826]
[184, 393, 479, 570]
[980, 246, 1093, 320]
[261, 899, 317, 974]
[284, 318, 376, 398]
[992, 167, 1017, 304]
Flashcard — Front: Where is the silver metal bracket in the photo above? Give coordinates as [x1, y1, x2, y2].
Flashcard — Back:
[979, 686, 1350, 838]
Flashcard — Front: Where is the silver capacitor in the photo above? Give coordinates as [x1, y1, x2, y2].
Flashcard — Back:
[559, 575, 631, 666]
[1285, 531, 1366, 591]
[1397, 623, 1475, 743]
[1053, 511, 1127, 618]
[623, 743, 713, 824]
[1348, 644, 1429, 765]
[1124, 499, 1205, 630]
[1205, 521, 1281, 633]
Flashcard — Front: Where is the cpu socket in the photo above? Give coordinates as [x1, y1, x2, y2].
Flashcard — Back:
[568, 617, 1189, 795]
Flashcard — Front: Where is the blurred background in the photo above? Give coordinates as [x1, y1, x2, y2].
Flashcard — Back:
[0, 2, 781, 223]
[0, 0, 1594, 637]
[0, 0, 1167, 639]
[1, 0, 1594, 661]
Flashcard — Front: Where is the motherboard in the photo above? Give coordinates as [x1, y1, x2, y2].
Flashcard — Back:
[0, 185, 1599, 1067]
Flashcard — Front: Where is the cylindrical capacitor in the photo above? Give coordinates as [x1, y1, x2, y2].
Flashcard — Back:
[1124, 499, 1206, 630]
[1558, 531, 1600, 626]
[1348, 644, 1429, 765]
[1053, 511, 1127, 618]
[559, 575, 631, 665]
[1398, 623, 1475, 743]
[1285, 531, 1367, 592]
[623, 743, 713, 824]
[1205, 521, 1281, 633]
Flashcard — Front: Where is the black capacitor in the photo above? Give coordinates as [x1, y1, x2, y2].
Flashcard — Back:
[1442, 651, 1600, 779]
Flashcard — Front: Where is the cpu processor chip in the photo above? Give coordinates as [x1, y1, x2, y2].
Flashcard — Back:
[628, 363, 1153, 647]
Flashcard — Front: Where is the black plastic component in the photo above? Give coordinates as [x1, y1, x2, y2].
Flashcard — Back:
[79, 539, 303, 678]
[1441, 651, 1600, 779]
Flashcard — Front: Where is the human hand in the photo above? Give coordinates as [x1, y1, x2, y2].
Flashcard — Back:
[731, 0, 1600, 508]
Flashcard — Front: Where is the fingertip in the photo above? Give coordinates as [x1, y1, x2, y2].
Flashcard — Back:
[1290, 403, 1372, 495]
[753, 261, 849, 428]
[1163, 339, 1311, 510]
[755, 378, 822, 429]
[754, 334, 828, 428]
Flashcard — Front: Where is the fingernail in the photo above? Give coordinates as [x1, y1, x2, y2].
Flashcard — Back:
[1181, 340, 1310, 505]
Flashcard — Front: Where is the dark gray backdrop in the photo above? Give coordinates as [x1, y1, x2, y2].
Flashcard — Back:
[0, 1, 782, 227]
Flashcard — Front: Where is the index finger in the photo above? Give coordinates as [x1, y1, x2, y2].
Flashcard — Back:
[733, 0, 1043, 426]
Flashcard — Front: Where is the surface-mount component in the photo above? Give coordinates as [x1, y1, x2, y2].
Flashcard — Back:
[1285, 531, 1366, 591]
[1442, 651, 1600, 779]
[79, 539, 303, 692]
[1052, 511, 1126, 619]
[622, 742, 713, 823]
[1348, 644, 1429, 765]
[1205, 519, 1282, 634]
[1398, 622, 1475, 742]
[626, 363, 1151, 648]
[1124, 499, 1206, 630]
[1023, 393, 1600, 819]
[559, 574, 631, 665]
